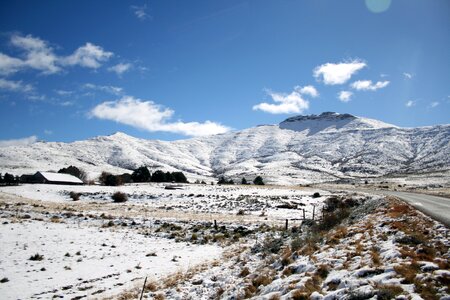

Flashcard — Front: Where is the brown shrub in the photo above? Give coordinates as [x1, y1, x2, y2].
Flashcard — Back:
[112, 191, 128, 203]
[239, 267, 250, 277]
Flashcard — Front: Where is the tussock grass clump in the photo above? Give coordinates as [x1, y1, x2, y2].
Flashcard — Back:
[315, 264, 329, 279]
[370, 247, 381, 266]
[252, 273, 274, 288]
[281, 248, 293, 267]
[291, 289, 309, 300]
[239, 267, 250, 277]
[290, 237, 303, 252]
[394, 262, 420, 284]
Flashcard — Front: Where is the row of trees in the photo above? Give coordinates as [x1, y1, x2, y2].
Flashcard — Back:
[130, 166, 187, 183]
[2, 164, 264, 187]
[99, 166, 188, 186]
[218, 175, 265, 185]
[0, 173, 19, 185]
[58, 166, 87, 182]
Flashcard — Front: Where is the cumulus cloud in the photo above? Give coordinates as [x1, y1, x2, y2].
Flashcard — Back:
[108, 63, 132, 76]
[131, 5, 150, 20]
[0, 34, 113, 75]
[405, 100, 415, 107]
[350, 80, 389, 91]
[338, 91, 353, 102]
[83, 83, 123, 95]
[0, 136, 38, 147]
[295, 85, 318, 98]
[61, 43, 113, 68]
[90, 96, 230, 137]
[313, 59, 366, 85]
[253, 88, 309, 114]
[0, 78, 33, 93]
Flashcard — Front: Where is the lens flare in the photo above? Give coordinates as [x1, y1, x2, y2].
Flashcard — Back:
[365, 0, 391, 13]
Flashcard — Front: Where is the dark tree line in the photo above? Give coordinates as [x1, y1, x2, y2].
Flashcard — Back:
[218, 175, 265, 185]
[99, 166, 188, 186]
[0, 173, 19, 185]
[58, 166, 87, 182]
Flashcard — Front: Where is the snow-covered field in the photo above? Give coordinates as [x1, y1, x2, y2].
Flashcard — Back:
[0, 183, 334, 299]
[0, 183, 333, 221]
[0, 183, 448, 299]
[1, 220, 221, 299]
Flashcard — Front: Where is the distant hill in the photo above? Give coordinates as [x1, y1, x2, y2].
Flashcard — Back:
[1, 112, 449, 184]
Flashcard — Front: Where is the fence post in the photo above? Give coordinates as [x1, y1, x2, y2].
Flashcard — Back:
[214, 220, 217, 230]
[302, 209, 306, 220]
[312, 205, 316, 221]
[285, 219, 288, 230]
[139, 276, 147, 300]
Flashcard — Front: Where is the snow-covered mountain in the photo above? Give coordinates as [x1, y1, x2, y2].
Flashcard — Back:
[1, 112, 449, 184]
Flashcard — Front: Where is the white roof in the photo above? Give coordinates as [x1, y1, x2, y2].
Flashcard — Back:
[38, 172, 83, 184]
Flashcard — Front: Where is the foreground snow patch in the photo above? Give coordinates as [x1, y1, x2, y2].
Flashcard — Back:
[0, 220, 222, 299]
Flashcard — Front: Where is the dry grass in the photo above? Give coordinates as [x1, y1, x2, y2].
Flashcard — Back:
[153, 293, 165, 300]
[252, 273, 274, 288]
[239, 267, 250, 277]
[370, 247, 381, 266]
[268, 294, 280, 300]
[375, 284, 404, 300]
[394, 262, 420, 284]
[281, 248, 293, 267]
[291, 289, 309, 300]
[388, 203, 411, 218]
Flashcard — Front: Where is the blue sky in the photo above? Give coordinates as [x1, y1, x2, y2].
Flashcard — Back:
[0, 0, 449, 144]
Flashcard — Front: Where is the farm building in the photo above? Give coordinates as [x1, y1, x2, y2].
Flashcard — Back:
[31, 171, 83, 185]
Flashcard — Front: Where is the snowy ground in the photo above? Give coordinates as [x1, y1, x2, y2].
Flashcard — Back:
[0, 183, 448, 299]
[1, 220, 220, 299]
[0, 183, 334, 221]
[0, 183, 335, 299]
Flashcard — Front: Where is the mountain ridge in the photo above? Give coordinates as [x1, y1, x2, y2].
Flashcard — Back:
[1, 112, 449, 184]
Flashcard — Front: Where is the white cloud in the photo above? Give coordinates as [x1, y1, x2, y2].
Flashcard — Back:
[83, 83, 123, 95]
[338, 91, 353, 102]
[430, 101, 439, 108]
[405, 100, 415, 107]
[90, 96, 230, 137]
[313, 59, 366, 85]
[0, 34, 113, 75]
[108, 63, 132, 76]
[131, 5, 150, 20]
[295, 85, 318, 98]
[55, 90, 73, 96]
[10, 34, 60, 74]
[44, 130, 53, 135]
[0, 53, 25, 75]
[0, 78, 33, 93]
[403, 72, 413, 79]
[0, 136, 38, 147]
[62, 43, 113, 69]
[350, 80, 389, 91]
[253, 89, 309, 114]
[60, 101, 74, 106]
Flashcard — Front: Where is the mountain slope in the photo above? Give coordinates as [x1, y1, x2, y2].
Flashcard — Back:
[1, 112, 449, 184]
